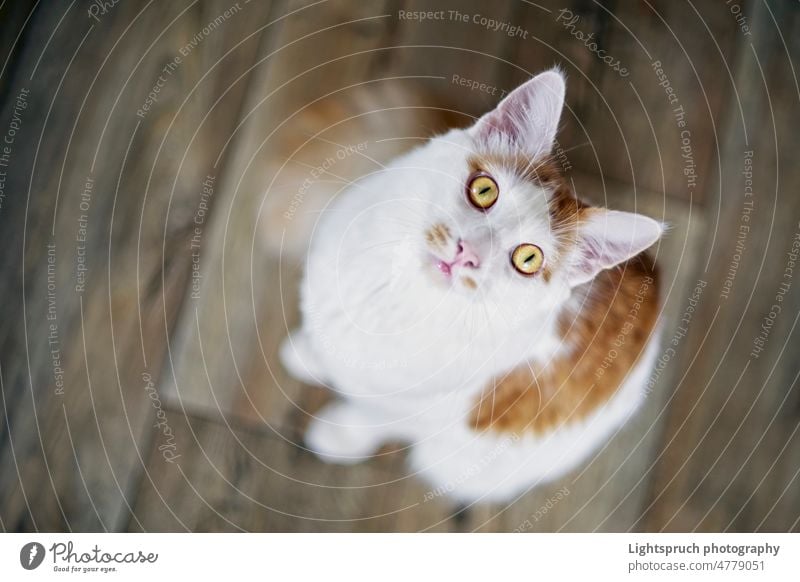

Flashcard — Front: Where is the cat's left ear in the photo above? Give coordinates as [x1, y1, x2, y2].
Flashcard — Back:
[567, 209, 664, 287]
[470, 68, 566, 157]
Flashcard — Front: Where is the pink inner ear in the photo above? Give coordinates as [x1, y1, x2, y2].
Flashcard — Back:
[569, 210, 663, 286]
[471, 70, 565, 156]
[592, 240, 642, 270]
[575, 250, 599, 275]
[478, 103, 526, 144]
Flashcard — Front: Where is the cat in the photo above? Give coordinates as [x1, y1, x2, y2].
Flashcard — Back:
[278, 69, 663, 503]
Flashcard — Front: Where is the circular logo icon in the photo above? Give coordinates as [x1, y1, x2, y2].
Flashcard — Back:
[20, 542, 45, 570]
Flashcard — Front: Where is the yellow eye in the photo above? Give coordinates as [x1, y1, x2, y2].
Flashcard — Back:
[466, 173, 499, 210]
[511, 243, 544, 275]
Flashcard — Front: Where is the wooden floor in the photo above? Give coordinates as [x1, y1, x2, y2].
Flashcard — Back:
[1, 1, 798, 532]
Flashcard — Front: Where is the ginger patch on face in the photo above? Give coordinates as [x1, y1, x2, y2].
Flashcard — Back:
[425, 223, 451, 249]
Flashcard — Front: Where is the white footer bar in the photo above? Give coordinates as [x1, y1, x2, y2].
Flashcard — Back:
[1, 533, 796, 580]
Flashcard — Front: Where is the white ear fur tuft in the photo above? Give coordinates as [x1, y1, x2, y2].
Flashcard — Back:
[470, 68, 566, 157]
[568, 210, 664, 286]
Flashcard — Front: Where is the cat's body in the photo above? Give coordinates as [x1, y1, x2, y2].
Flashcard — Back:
[277, 70, 663, 503]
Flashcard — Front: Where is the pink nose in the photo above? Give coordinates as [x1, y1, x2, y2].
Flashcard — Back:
[454, 239, 481, 269]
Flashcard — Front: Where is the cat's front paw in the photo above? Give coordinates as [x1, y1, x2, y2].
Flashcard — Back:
[280, 330, 326, 385]
[304, 402, 384, 464]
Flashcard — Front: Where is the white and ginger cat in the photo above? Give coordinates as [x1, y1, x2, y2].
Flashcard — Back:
[279, 69, 663, 503]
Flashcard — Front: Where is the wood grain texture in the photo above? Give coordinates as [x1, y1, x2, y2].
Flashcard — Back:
[509, 0, 741, 203]
[641, 1, 800, 532]
[0, 0, 274, 531]
[160, 0, 398, 426]
[0, 1, 37, 101]
[128, 409, 465, 532]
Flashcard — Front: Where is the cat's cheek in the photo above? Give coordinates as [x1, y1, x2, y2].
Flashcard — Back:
[553, 276, 575, 302]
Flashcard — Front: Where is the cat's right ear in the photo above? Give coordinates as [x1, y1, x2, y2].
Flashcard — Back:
[470, 68, 566, 157]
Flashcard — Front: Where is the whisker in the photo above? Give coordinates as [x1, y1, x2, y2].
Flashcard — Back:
[350, 238, 412, 260]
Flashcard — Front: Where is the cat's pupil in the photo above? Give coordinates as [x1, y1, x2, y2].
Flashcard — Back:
[479, 186, 491, 195]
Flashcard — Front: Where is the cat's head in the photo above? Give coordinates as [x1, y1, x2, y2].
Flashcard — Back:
[382, 69, 663, 321]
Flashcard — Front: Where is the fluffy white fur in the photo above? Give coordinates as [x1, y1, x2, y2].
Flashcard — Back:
[280, 70, 662, 503]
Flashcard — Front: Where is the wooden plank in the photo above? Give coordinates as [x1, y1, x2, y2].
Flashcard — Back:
[160, 0, 399, 426]
[510, 0, 740, 203]
[642, 1, 800, 532]
[0, 0, 37, 101]
[0, 0, 273, 531]
[129, 409, 459, 532]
